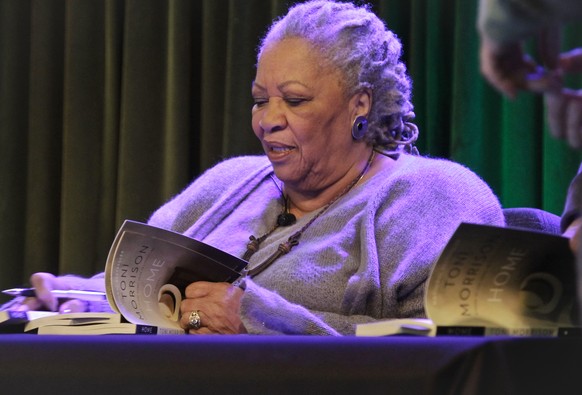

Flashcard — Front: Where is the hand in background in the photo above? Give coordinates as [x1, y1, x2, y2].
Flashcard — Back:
[480, 29, 582, 150]
[544, 49, 582, 149]
[479, 37, 543, 98]
[479, 33, 563, 99]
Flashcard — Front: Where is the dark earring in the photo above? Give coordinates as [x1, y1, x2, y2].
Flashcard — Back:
[351, 116, 368, 140]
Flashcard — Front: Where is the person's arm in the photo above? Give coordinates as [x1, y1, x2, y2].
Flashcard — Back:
[147, 156, 272, 234]
[478, 0, 581, 46]
[478, 0, 582, 148]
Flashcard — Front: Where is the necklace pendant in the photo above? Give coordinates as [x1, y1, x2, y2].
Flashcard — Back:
[244, 151, 374, 275]
[277, 212, 296, 227]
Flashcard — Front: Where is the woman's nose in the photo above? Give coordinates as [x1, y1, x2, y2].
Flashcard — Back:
[258, 100, 287, 133]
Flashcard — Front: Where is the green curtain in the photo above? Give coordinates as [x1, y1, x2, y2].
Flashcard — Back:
[1, 0, 580, 300]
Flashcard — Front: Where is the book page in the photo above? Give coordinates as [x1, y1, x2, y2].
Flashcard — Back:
[355, 318, 435, 336]
[36, 322, 184, 335]
[24, 312, 121, 332]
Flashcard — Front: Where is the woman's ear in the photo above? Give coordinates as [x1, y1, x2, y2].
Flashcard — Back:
[350, 88, 372, 118]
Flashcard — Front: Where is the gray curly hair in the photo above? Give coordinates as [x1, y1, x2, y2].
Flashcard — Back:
[257, 0, 419, 154]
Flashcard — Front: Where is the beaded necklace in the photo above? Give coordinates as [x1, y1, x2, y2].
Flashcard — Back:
[243, 150, 376, 277]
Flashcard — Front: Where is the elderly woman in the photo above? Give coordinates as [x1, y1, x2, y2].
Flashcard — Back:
[9, 0, 504, 335]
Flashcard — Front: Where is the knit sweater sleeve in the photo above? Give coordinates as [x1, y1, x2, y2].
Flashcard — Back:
[239, 156, 505, 335]
[147, 155, 272, 236]
[18, 156, 270, 313]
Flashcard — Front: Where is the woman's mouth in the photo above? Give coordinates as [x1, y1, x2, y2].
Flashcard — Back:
[271, 146, 294, 153]
[265, 142, 296, 157]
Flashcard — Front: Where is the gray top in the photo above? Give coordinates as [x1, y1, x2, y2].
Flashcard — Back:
[148, 154, 504, 335]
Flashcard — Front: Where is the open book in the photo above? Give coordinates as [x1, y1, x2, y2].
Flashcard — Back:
[103, 220, 248, 333]
[356, 223, 581, 337]
[4, 220, 248, 335]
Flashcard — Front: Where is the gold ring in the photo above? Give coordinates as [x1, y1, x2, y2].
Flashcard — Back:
[187, 310, 202, 330]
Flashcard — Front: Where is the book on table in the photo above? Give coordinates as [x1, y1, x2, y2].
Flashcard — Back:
[0, 310, 58, 333]
[2, 220, 248, 335]
[356, 223, 581, 337]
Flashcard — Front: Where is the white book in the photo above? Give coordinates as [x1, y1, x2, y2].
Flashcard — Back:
[36, 322, 184, 335]
[356, 318, 435, 336]
[24, 312, 122, 332]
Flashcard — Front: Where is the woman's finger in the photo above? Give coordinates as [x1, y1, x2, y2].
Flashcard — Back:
[180, 308, 205, 332]
[58, 299, 89, 314]
[189, 327, 215, 335]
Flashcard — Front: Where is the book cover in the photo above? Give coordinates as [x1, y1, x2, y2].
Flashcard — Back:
[356, 223, 581, 337]
[104, 220, 248, 331]
[426, 223, 578, 329]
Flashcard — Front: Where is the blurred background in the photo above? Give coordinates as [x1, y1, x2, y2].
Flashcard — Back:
[1, 0, 581, 301]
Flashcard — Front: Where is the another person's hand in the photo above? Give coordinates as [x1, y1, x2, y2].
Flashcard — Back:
[179, 281, 246, 334]
[479, 36, 563, 98]
[544, 49, 582, 149]
[480, 25, 582, 149]
[479, 28, 562, 98]
[9, 272, 88, 313]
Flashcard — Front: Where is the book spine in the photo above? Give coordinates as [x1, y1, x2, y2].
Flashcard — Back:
[134, 325, 185, 335]
[436, 326, 485, 336]
[436, 326, 581, 337]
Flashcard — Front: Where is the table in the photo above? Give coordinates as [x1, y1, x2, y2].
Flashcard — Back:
[0, 335, 580, 394]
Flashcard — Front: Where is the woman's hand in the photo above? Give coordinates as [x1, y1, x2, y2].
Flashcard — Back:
[179, 281, 247, 334]
[8, 272, 88, 313]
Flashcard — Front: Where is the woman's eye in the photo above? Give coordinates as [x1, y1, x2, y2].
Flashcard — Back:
[285, 98, 306, 106]
[253, 98, 268, 106]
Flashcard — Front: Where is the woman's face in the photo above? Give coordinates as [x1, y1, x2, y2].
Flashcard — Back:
[252, 38, 364, 193]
